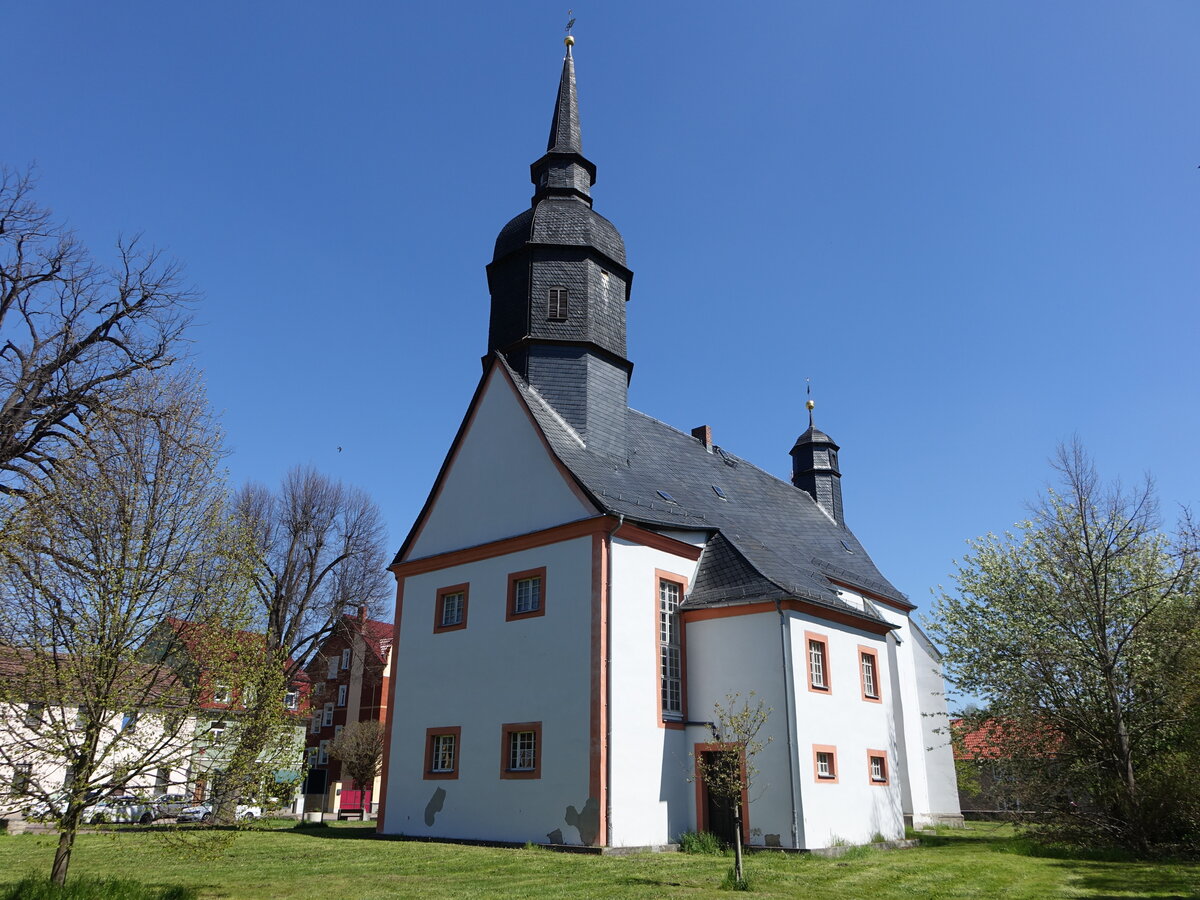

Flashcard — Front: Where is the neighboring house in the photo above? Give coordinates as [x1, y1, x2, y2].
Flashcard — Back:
[952, 718, 1063, 817]
[376, 42, 962, 849]
[0, 646, 195, 815]
[302, 609, 393, 816]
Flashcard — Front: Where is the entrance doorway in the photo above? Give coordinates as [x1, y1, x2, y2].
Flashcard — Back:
[695, 746, 747, 847]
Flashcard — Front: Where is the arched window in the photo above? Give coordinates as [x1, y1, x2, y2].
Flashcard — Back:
[547, 287, 568, 321]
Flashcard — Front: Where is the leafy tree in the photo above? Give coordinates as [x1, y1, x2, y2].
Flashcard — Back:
[929, 440, 1200, 850]
[0, 372, 239, 885]
[693, 692, 771, 886]
[0, 168, 192, 495]
[208, 469, 389, 824]
[328, 720, 386, 799]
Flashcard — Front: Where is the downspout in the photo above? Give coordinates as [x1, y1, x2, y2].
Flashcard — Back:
[605, 514, 623, 848]
[776, 598, 800, 848]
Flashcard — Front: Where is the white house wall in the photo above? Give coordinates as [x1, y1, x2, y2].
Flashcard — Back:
[683, 609, 798, 848]
[384, 536, 595, 843]
[788, 604, 904, 848]
[406, 368, 596, 560]
[606, 536, 701, 847]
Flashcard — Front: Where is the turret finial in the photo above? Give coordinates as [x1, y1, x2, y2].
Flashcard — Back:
[805, 379, 815, 427]
[565, 10, 576, 49]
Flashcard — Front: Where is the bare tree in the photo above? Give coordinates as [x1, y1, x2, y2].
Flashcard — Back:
[0, 371, 238, 886]
[328, 720, 386, 799]
[693, 693, 771, 887]
[209, 469, 389, 823]
[0, 167, 192, 494]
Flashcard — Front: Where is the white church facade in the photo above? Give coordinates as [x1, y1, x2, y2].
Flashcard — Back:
[377, 41, 961, 850]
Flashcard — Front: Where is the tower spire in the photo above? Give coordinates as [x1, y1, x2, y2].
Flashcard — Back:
[529, 32, 596, 205]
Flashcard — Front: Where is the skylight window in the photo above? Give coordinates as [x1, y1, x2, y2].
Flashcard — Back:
[656, 490, 677, 504]
[711, 485, 727, 500]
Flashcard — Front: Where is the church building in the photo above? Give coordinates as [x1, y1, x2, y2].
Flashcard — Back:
[377, 38, 961, 850]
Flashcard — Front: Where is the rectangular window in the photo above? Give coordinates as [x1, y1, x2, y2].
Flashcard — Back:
[337, 684, 348, 707]
[334, 725, 344, 740]
[12, 763, 31, 795]
[24, 703, 45, 730]
[507, 568, 547, 621]
[212, 683, 231, 704]
[868, 750, 889, 784]
[318, 740, 330, 765]
[805, 632, 830, 692]
[327, 658, 338, 680]
[500, 722, 542, 779]
[341, 648, 351, 670]
[859, 646, 881, 702]
[424, 726, 461, 780]
[283, 689, 299, 710]
[659, 577, 684, 719]
[306, 746, 318, 767]
[323, 702, 334, 727]
[208, 720, 226, 743]
[310, 714, 322, 735]
[547, 286, 568, 321]
[813, 744, 838, 782]
[435, 583, 469, 633]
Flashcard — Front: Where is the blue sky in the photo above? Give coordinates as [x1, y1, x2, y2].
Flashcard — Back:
[6, 2, 1198, 646]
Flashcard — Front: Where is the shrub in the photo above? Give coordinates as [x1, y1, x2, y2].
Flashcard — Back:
[679, 831, 724, 854]
[1, 876, 197, 900]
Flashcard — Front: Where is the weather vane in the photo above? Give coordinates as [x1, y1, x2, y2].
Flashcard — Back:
[806, 378, 815, 426]
[564, 10, 576, 48]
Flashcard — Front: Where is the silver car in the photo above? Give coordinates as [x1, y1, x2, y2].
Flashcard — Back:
[177, 801, 262, 823]
[151, 793, 191, 819]
[82, 795, 154, 825]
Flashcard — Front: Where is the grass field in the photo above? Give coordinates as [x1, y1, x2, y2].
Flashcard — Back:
[1, 821, 1196, 899]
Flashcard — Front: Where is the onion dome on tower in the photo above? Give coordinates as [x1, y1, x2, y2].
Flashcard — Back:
[485, 37, 634, 457]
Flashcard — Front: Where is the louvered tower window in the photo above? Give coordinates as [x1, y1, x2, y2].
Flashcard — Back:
[547, 287, 568, 320]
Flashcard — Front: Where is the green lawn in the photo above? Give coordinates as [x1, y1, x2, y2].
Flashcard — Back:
[0, 821, 1196, 899]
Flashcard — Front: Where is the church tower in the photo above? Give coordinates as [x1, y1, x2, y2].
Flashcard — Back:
[485, 40, 634, 457]
[790, 399, 845, 527]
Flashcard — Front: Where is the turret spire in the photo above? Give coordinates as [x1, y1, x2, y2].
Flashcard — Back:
[530, 36, 596, 205]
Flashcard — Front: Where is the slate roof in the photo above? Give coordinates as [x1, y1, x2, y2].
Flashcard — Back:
[493, 197, 626, 266]
[502, 359, 911, 627]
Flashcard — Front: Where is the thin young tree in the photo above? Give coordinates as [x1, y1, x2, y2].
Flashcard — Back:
[693, 692, 771, 887]
[328, 719, 386, 804]
[0, 371, 238, 886]
[930, 440, 1200, 850]
[208, 469, 390, 823]
[0, 168, 193, 495]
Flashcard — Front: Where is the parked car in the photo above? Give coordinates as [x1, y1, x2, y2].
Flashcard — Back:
[151, 792, 192, 819]
[81, 795, 154, 825]
[177, 801, 262, 823]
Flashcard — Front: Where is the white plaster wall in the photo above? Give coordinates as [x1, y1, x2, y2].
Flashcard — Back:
[383, 536, 595, 843]
[868, 600, 962, 825]
[606, 537, 701, 847]
[789, 601, 904, 848]
[683, 610, 799, 849]
[407, 369, 596, 560]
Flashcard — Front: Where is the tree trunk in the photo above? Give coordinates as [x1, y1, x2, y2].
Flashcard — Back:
[732, 801, 744, 883]
[50, 806, 81, 886]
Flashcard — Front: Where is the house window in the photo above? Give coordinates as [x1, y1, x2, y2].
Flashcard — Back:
[507, 568, 547, 621]
[335, 725, 344, 740]
[500, 722, 542, 779]
[212, 683, 231, 704]
[341, 648, 351, 670]
[806, 632, 830, 692]
[12, 763, 31, 795]
[323, 703, 334, 727]
[318, 740, 330, 765]
[283, 690, 299, 710]
[659, 577, 684, 719]
[859, 646, 881, 702]
[435, 583, 469, 633]
[208, 720, 226, 743]
[310, 715, 322, 735]
[24, 703, 45, 730]
[868, 750, 889, 784]
[424, 726, 461, 780]
[547, 286, 568, 320]
[813, 744, 838, 782]
[306, 747, 318, 767]
[337, 685, 348, 707]
[314, 682, 325, 697]
[327, 658, 338, 680]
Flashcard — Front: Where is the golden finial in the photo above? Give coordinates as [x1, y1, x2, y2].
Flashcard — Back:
[565, 10, 576, 47]
[805, 380, 815, 426]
